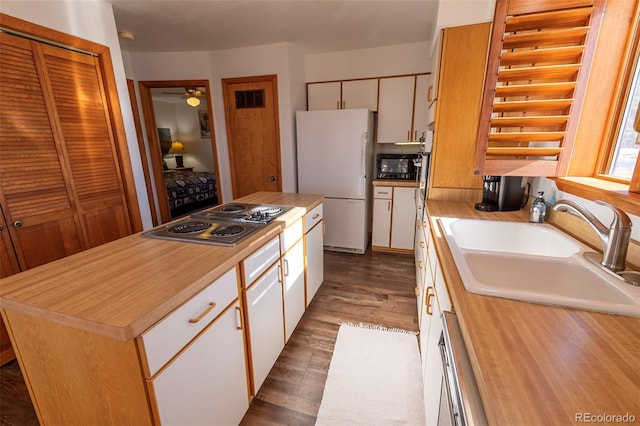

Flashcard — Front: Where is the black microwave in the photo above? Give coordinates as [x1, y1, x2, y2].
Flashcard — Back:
[376, 153, 420, 180]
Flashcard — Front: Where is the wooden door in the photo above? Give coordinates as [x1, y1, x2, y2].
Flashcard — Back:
[38, 43, 132, 247]
[0, 32, 85, 269]
[223, 75, 282, 198]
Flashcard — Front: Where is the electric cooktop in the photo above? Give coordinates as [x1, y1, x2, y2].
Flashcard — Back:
[141, 202, 293, 246]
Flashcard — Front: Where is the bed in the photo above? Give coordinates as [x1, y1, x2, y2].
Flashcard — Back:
[164, 170, 218, 218]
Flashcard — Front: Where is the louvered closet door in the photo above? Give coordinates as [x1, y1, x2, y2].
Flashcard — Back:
[38, 44, 131, 247]
[0, 32, 84, 269]
[473, 0, 605, 177]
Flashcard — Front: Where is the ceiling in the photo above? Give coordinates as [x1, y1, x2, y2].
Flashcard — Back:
[109, 0, 438, 54]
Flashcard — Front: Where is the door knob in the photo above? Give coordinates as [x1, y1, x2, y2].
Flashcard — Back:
[268, 176, 276, 182]
[12, 220, 22, 228]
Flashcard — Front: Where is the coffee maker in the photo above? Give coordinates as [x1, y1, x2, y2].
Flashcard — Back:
[474, 176, 528, 212]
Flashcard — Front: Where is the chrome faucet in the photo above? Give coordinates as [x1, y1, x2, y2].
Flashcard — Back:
[552, 200, 632, 272]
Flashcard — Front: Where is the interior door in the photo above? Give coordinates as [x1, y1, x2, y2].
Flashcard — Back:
[223, 75, 282, 198]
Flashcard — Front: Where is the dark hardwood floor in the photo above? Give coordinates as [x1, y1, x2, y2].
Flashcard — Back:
[0, 249, 417, 426]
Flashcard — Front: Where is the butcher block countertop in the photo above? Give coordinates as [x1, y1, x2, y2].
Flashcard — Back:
[427, 200, 640, 425]
[0, 192, 323, 342]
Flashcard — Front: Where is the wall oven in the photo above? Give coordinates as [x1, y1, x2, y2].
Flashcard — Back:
[438, 311, 487, 426]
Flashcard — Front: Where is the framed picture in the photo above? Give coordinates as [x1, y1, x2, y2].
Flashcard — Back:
[157, 128, 172, 155]
[198, 110, 211, 138]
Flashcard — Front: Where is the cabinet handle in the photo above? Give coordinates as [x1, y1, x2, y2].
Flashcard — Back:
[414, 130, 418, 141]
[235, 306, 243, 330]
[342, 100, 345, 109]
[407, 130, 411, 140]
[12, 220, 22, 228]
[426, 287, 435, 316]
[278, 264, 283, 282]
[414, 287, 420, 297]
[336, 101, 340, 109]
[422, 220, 427, 228]
[420, 241, 425, 248]
[312, 213, 320, 220]
[378, 191, 389, 195]
[188, 302, 217, 323]
[418, 260, 423, 269]
[283, 259, 289, 277]
[387, 201, 391, 211]
[427, 85, 433, 102]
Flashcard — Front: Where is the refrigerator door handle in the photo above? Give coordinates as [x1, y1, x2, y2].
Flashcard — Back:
[360, 131, 368, 179]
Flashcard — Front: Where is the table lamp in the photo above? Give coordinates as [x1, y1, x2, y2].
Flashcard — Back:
[168, 141, 186, 168]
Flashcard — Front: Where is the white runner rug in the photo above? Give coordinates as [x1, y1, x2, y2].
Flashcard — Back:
[315, 323, 426, 426]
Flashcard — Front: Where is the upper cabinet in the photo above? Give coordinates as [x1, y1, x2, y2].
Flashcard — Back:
[378, 75, 430, 143]
[428, 23, 491, 201]
[473, 0, 606, 177]
[307, 82, 341, 110]
[307, 79, 378, 111]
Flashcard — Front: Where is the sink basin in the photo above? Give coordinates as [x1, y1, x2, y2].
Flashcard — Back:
[439, 218, 640, 318]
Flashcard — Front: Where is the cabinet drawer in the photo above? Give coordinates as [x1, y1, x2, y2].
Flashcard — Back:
[141, 267, 239, 377]
[281, 219, 303, 253]
[374, 186, 392, 199]
[243, 236, 280, 287]
[304, 204, 323, 233]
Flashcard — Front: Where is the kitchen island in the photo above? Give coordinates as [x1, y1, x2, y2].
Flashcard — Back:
[0, 191, 323, 425]
[426, 200, 640, 425]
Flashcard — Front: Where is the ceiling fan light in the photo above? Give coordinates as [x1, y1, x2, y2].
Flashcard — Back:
[186, 96, 200, 107]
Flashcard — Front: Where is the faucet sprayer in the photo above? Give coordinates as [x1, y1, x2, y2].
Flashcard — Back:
[552, 200, 632, 272]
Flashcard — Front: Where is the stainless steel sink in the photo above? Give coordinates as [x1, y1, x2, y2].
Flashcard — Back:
[438, 218, 640, 318]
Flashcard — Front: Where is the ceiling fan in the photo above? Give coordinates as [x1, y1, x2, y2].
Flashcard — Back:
[160, 87, 206, 107]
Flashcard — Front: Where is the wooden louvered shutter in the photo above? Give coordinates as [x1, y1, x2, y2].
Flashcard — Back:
[38, 44, 132, 247]
[473, 0, 606, 177]
[0, 32, 84, 269]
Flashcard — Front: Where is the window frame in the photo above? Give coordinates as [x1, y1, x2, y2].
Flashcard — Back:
[555, 0, 640, 216]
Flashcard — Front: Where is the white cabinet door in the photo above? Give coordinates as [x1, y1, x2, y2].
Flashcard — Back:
[372, 198, 391, 247]
[282, 239, 305, 341]
[342, 79, 378, 111]
[308, 82, 341, 110]
[151, 302, 248, 426]
[423, 289, 443, 426]
[245, 263, 285, 393]
[391, 187, 417, 250]
[305, 221, 324, 306]
[377, 76, 415, 143]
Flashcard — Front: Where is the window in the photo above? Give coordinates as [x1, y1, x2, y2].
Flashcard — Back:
[607, 55, 640, 180]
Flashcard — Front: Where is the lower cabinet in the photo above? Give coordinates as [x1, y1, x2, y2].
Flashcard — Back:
[372, 185, 417, 251]
[150, 301, 249, 426]
[304, 204, 324, 306]
[418, 220, 452, 425]
[283, 237, 305, 341]
[245, 263, 285, 393]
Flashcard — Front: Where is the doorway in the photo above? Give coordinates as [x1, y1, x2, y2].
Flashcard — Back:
[222, 75, 282, 198]
[138, 80, 222, 224]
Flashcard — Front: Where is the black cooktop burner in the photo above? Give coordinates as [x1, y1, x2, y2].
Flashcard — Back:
[168, 221, 212, 234]
[220, 203, 247, 212]
[212, 225, 245, 237]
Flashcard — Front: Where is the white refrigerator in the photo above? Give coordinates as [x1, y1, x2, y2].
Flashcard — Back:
[296, 109, 375, 254]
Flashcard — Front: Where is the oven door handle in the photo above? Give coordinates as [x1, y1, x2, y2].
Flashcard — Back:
[440, 311, 488, 426]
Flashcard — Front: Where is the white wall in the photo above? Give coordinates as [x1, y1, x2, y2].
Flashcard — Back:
[126, 43, 307, 204]
[432, 0, 496, 46]
[532, 178, 640, 241]
[1, 0, 153, 229]
[210, 42, 301, 200]
[305, 41, 431, 81]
